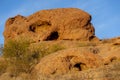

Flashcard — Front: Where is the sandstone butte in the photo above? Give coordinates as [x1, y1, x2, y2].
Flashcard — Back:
[1, 8, 120, 80]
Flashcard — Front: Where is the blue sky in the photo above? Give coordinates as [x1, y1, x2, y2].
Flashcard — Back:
[0, 0, 120, 44]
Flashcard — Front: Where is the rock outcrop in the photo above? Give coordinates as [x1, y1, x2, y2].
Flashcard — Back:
[34, 61, 120, 80]
[2, 8, 120, 80]
[34, 48, 103, 75]
[3, 8, 98, 44]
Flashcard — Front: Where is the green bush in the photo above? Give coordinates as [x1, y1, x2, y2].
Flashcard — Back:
[3, 39, 30, 58]
[3, 39, 39, 77]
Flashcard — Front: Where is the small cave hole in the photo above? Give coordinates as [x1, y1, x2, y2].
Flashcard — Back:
[46, 31, 59, 40]
[38, 40, 40, 42]
[74, 63, 81, 70]
[29, 25, 36, 32]
[73, 63, 86, 71]
[110, 57, 117, 62]
[104, 62, 109, 65]
[89, 36, 95, 41]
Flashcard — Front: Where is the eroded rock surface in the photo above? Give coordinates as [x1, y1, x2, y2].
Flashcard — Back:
[34, 48, 103, 75]
[3, 8, 98, 44]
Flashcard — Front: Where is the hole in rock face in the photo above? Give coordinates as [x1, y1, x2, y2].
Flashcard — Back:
[74, 63, 81, 70]
[89, 36, 95, 41]
[29, 25, 36, 32]
[110, 57, 117, 62]
[73, 63, 86, 71]
[46, 31, 59, 40]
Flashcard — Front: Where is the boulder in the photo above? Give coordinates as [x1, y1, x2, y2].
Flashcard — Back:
[33, 48, 103, 75]
[3, 8, 98, 44]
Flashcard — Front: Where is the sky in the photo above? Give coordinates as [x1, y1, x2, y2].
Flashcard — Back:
[0, 0, 120, 44]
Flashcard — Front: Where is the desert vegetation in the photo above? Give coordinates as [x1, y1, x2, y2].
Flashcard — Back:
[3, 38, 37, 77]
[0, 37, 65, 78]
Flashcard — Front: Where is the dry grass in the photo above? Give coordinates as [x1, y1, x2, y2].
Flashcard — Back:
[0, 59, 8, 75]
[78, 42, 97, 47]
[30, 43, 65, 60]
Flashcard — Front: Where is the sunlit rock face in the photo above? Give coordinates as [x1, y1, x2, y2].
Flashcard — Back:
[3, 8, 98, 44]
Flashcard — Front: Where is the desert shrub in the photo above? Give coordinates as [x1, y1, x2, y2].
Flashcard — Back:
[3, 39, 39, 77]
[3, 39, 30, 58]
[0, 59, 8, 75]
[3, 38, 64, 77]
[32, 43, 65, 59]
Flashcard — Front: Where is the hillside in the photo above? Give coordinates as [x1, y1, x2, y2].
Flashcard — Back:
[0, 8, 120, 80]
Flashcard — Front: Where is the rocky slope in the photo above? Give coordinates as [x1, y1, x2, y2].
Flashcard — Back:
[1, 8, 120, 80]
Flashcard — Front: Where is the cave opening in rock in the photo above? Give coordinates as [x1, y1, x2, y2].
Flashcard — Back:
[74, 63, 81, 71]
[29, 25, 35, 32]
[46, 31, 59, 40]
[74, 63, 86, 71]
